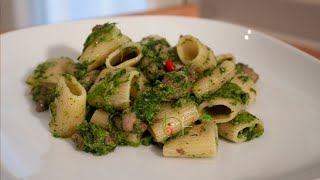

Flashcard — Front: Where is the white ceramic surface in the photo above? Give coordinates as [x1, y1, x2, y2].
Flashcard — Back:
[1, 16, 320, 180]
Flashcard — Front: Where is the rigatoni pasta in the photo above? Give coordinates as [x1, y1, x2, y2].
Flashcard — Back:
[163, 122, 218, 158]
[149, 102, 200, 142]
[79, 23, 130, 70]
[177, 35, 217, 73]
[26, 22, 264, 158]
[192, 60, 236, 98]
[105, 42, 143, 69]
[218, 111, 264, 143]
[49, 74, 86, 137]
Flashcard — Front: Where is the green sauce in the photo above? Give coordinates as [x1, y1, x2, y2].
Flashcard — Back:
[87, 69, 128, 107]
[75, 122, 117, 156]
[83, 23, 116, 50]
[132, 89, 162, 125]
[33, 61, 56, 80]
[231, 111, 256, 125]
[238, 124, 264, 141]
[202, 83, 249, 105]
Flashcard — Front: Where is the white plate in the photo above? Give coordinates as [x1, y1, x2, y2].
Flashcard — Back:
[1, 16, 320, 180]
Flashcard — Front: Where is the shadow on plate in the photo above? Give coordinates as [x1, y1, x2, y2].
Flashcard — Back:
[47, 44, 80, 60]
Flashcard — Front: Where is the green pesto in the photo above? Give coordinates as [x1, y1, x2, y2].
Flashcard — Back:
[203, 83, 249, 105]
[235, 63, 245, 74]
[138, 37, 170, 81]
[238, 75, 249, 83]
[231, 111, 257, 126]
[132, 89, 162, 125]
[141, 135, 153, 146]
[200, 113, 212, 123]
[87, 69, 128, 107]
[166, 47, 180, 63]
[133, 81, 140, 91]
[49, 102, 57, 125]
[219, 67, 226, 74]
[75, 122, 116, 155]
[171, 96, 195, 108]
[83, 23, 116, 50]
[106, 116, 128, 145]
[31, 84, 58, 110]
[238, 124, 264, 141]
[74, 61, 93, 79]
[203, 68, 214, 77]
[32, 61, 56, 80]
[74, 61, 96, 90]
[62, 73, 72, 81]
[132, 123, 143, 134]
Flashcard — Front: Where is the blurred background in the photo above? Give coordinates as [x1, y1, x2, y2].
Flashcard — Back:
[1, 0, 319, 58]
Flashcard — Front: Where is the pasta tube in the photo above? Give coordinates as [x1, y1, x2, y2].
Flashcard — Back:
[176, 35, 217, 73]
[105, 42, 143, 69]
[198, 71, 257, 124]
[79, 23, 130, 70]
[26, 57, 73, 85]
[87, 68, 143, 110]
[163, 122, 218, 158]
[90, 109, 111, 130]
[49, 74, 86, 137]
[192, 61, 236, 98]
[216, 53, 235, 64]
[149, 102, 199, 142]
[218, 111, 264, 143]
[230, 73, 257, 105]
[198, 97, 243, 124]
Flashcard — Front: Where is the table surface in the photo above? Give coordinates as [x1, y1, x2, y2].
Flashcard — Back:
[133, 4, 320, 60]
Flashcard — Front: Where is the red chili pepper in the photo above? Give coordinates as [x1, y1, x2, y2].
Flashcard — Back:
[166, 127, 174, 136]
[165, 59, 175, 72]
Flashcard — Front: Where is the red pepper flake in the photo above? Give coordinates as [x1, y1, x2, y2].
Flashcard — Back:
[165, 59, 175, 72]
[166, 127, 174, 136]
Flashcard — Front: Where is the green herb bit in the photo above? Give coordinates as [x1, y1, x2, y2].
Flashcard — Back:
[203, 68, 214, 77]
[141, 135, 153, 146]
[87, 69, 128, 106]
[231, 111, 256, 125]
[200, 113, 212, 123]
[219, 67, 226, 74]
[237, 124, 264, 141]
[83, 23, 116, 50]
[33, 61, 56, 80]
[205, 83, 249, 105]
[132, 90, 162, 125]
[73, 122, 116, 155]
[238, 75, 249, 83]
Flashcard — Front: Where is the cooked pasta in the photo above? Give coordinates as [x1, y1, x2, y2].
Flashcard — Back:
[26, 22, 264, 158]
[79, 23, 130, 70]
[26, 57, 73, 85]
[105, 42, 143, 69]
[49, 74, 87, 137]
[90, 109, 111, 130]
[177, 35, 217, 73]
[87, 68, 142, 110]
[149, 102, 200, 142]
[216, 53, 235, 64]
[218, 111, 264, 143]
[163, 122, 218, 158]
[192, 60, 236, 98]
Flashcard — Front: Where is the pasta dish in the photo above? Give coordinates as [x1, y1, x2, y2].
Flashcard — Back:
[26, 22, 264, 158]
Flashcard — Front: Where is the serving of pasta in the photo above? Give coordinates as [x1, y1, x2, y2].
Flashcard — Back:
[26, 22, 264, 158]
